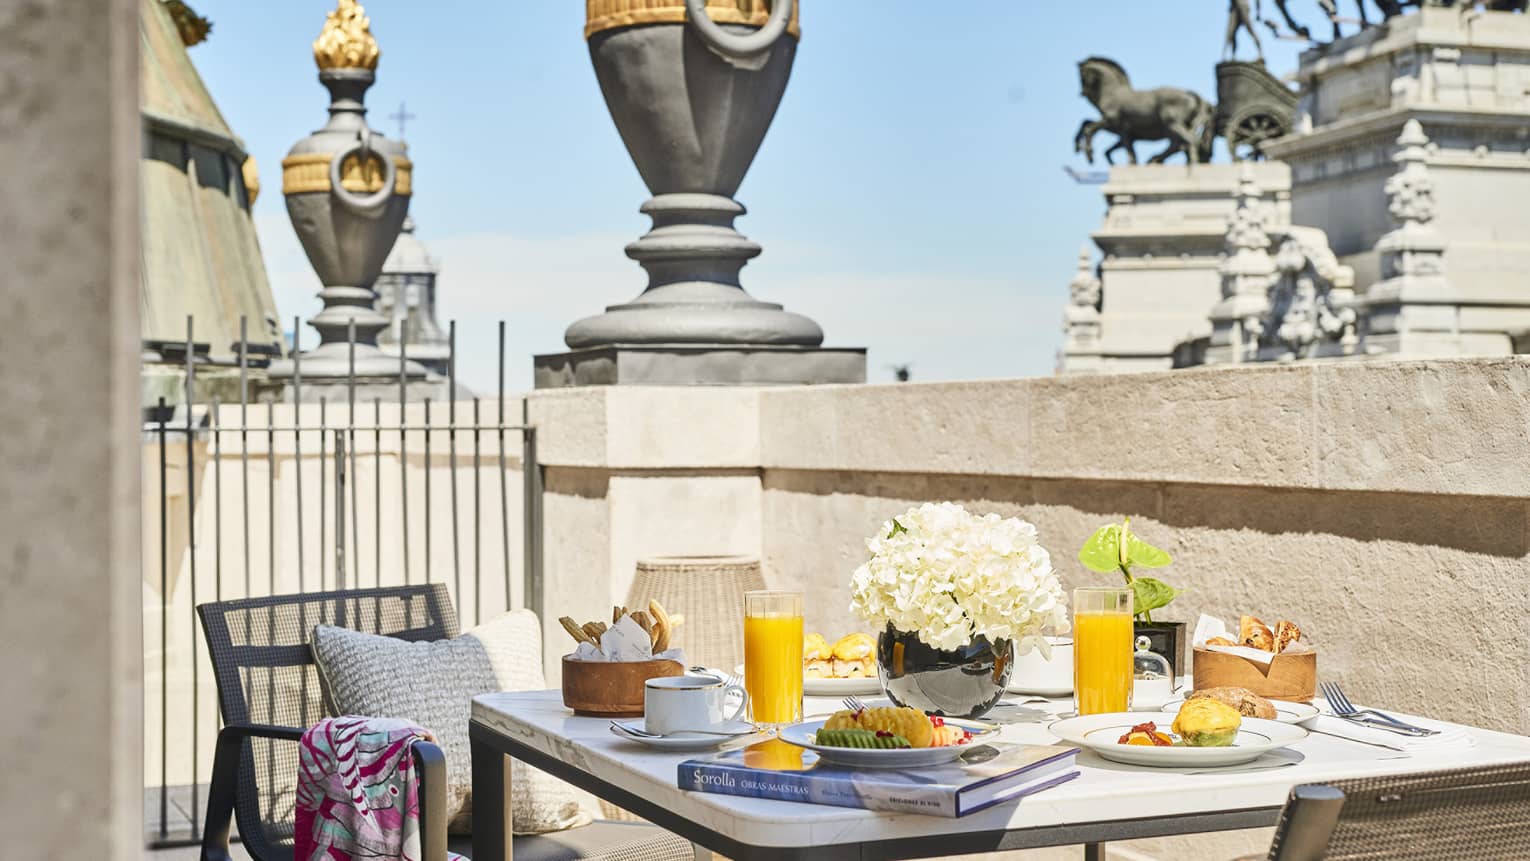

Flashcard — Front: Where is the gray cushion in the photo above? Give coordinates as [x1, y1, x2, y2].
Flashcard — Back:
[311, 609, 590, 835]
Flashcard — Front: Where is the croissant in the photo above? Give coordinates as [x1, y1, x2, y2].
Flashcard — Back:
[1275, 620, 1302, 653]
[1240, 615, 1275, 652]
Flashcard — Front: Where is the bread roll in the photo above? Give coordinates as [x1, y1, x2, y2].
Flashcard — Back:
[1188, 686, 1277, 720]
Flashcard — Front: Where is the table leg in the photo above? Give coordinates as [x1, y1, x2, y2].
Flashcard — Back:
[472, 731, 513, 861]
[1084, 842, 1105, 861]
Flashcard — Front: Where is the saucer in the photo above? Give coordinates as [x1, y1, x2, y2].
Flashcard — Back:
[608, 719, 757, 751]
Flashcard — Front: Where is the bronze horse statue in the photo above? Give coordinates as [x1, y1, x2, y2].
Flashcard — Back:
[1074, 57, 1216, 166]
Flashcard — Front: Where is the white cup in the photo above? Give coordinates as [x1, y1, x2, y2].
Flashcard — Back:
[643, 674, 749, 735]
[1010, 636, 1075, 696]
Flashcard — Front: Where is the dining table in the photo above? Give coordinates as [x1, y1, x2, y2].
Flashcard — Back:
[469, 690, 1530, 860]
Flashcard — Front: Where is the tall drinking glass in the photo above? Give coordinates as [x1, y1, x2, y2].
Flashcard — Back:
[743, 590, 804, 728]
[1073, 587, 1134, 715]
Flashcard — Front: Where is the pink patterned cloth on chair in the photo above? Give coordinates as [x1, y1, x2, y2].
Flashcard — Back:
[295, 715, 466, 861]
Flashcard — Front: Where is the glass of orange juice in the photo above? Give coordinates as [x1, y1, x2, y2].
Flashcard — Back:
[743, 590, 804, 729]
[1073, 587, 1134, 715]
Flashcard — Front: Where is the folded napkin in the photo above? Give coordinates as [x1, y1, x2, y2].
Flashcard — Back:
[295, 715, 467, 861]
[1310, 710, 1474, 752]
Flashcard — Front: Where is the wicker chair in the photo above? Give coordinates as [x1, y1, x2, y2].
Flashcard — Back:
[197, 584, 697, 861]
[1257, 761, 1530, 860]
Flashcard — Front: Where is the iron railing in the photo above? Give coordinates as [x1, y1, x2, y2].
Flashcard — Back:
[144, 315, 540, 846]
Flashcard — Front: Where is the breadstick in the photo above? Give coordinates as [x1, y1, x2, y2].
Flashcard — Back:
[559, 616, 594, 646]
[647, 599, 672, 653]
[582, 621, 607, 641]
[630, 610, 654, 640]
[612, 605, 623, 625]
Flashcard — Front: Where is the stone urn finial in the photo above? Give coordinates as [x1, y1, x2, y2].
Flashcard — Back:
[538, 1, 864, 388]
[268, 0, 426, 394]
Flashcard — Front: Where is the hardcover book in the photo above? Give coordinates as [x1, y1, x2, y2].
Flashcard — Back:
[677, 739, 1080, 818]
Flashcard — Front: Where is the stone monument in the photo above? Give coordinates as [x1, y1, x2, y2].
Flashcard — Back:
[536, 0, 866, 388]
[266, 0, 432, 400]
[1057, 162, 1292, 374]
[1261, 5, 1530, 356]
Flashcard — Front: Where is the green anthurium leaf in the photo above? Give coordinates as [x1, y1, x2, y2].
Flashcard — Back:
[1078, 523, 1123, 573]
[1130, 577, 1182, 614]
[887, 518, 908, 538]
[1125, 531, 1173, 569]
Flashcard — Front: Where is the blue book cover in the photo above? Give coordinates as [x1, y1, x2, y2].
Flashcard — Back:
[677, 739, 1080, 818]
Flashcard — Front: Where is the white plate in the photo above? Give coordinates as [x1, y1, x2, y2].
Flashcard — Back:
[777, 717, 1000, 768]
[735, 665, 884, 697]
[1049, 711, 1308, 768]
[804, 675, 884, 696]
[608, 720, 757, 752]
[1161, 697, 1321, 728]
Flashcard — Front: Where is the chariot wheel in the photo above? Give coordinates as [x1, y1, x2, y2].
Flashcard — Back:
[1227, 108, 1290, 162]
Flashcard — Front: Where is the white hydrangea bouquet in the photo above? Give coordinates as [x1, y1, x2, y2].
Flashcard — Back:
[849, 502, 1069, 657]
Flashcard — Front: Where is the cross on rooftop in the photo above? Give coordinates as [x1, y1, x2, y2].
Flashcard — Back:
[388, 101, 417, 140]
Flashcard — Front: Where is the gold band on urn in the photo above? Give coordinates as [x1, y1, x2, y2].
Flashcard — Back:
[314, 0, 381, 70]
[281, 152, 412, 197]
[584, 0, 800, 40]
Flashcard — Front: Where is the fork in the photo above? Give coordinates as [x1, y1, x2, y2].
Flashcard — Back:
[843, 695, 868, 712]
[1320, 682, 1439, 736]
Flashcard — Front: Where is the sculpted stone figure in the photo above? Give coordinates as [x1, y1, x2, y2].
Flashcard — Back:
[1226, 0, 1266, 60]
[1074, 57, 1216, 166]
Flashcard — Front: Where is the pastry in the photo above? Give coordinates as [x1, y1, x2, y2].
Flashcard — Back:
[824, 706, 935, 748]
[803, 633, 832, 679]
[1275, 620, 1302, 653]
[1172, 699, 1242, 747]
[1239, 615, 1275, 652]
[830, 632, 876, 678]
[1205, 636, 1239, 647]
[1187, 686, 1276, 720]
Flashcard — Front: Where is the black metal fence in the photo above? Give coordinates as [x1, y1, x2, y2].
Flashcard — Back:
[144, 315, 540, 846]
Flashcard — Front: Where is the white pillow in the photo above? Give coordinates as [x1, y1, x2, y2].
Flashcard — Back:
[311, 609, 590, 835]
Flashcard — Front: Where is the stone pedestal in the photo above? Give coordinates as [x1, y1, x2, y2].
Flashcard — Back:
[1263, 7, 1530, 354]
[1068, 163, 1290, 374]
[535, 344, 867, 389]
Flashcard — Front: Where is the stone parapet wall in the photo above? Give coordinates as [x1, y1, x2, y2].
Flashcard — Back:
[531, 360, 1530, 738]
[503, 361, 1530, 860]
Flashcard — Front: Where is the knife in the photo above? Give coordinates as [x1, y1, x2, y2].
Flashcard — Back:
[1306, 726, 1407, 752]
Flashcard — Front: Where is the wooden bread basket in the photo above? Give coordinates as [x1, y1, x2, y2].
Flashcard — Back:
[561, 655, 685, 717]
[1191, 646, 1317, 701]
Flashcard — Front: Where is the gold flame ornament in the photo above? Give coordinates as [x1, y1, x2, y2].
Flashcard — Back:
[313, 0, 381, 71]
[585, 0, 800, 40]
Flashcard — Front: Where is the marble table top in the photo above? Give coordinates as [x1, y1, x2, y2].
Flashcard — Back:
[472, 690, 1530, 850]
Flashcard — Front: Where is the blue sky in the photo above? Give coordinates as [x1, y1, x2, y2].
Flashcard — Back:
[190, 1, 1309, 392]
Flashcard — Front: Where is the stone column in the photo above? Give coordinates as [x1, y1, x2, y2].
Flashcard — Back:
[0, 0, 143, 857]
[1359, 120, 1463, 356]
[1206, 165, 1277, 364]
[1058, 246, 1104, 374]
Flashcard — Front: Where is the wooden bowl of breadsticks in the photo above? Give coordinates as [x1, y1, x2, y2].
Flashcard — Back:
[560, 601, 686, 717]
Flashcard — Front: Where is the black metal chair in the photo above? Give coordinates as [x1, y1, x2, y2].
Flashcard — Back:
[197, 584, 696, 861]
[1259, 761, 1530, 860]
